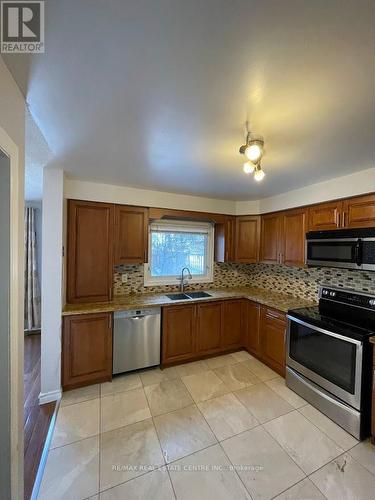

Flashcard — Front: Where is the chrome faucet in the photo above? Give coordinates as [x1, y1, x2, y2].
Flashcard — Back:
[180, 267, 192, 293]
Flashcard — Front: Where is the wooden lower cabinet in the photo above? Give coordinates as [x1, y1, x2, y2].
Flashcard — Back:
[260, 307, 287, 376]
[222, 300, 244, 349]
[196, 302, 222, 354]
[62, 313, 113, 390]
[162, 299, 243, 364]
[162, 305, 195, 363]
[244, 300, 261, 356]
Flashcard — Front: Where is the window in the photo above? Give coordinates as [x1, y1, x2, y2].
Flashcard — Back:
[144, 220, 214, 286]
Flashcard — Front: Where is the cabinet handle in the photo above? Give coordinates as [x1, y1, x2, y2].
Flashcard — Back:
[108, 314, 112, 329]
[337, 212, 340, 227]
[342, 212, 346, 227]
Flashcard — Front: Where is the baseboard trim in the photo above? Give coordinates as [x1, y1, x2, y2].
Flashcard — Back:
[38, 389, 62, 405]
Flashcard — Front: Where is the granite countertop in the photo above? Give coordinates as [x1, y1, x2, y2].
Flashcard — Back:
[62, 286, 316, 316]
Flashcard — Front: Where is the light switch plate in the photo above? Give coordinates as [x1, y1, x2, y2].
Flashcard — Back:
[121, 273, 128, 283]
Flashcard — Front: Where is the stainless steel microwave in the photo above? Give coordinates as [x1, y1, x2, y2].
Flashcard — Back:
[306, 228, 375, 271]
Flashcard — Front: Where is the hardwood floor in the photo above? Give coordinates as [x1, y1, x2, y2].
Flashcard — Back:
[24, 333, 55, 500]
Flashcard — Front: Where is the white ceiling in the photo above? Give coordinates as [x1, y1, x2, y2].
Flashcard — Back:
[4, 0, 375, 200]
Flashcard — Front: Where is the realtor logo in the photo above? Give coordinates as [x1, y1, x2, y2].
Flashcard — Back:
[1, 1, 44, 53]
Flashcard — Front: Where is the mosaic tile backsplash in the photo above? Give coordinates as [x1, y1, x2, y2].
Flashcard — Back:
[114, 263, 375, 300]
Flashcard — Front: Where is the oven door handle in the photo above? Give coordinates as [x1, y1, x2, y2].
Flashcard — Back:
[286, 315, 362, 346]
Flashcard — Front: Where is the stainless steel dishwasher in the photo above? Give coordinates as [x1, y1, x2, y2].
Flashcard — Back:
[113, 308, 161, 374]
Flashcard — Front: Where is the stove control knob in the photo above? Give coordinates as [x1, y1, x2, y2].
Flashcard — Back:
[330, 291, 336, 297]
[322, 290, 329, 296]
[369, 299, 375, 307]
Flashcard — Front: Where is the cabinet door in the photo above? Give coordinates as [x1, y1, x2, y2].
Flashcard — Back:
[115, 205, 149, 264]
[308, 201, 343, 231]
[234, 216, 260, 263]
[343, 194, 375, 228]
[62, 313, 112, 390]
[195, 302, 222, 354]
[281, 208, 307, 267]
[162, 305, 195, 363]
[244, 301, 261, 356]
[260, 213, 281, 264]
[214, 217, 235, 263]
[260, 307, 286, 376]
[67, 200, 114, 303]
[221, 300, 243, 349]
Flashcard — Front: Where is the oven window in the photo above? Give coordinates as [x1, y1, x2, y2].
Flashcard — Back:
[289, 322, 356, 394]
[308, 242, 355, 262]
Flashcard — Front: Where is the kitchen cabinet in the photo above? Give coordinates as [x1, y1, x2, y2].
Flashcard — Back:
[235, 216, 260, 263]
[195, 302, 222, 354]
[281, 208, 307, 267]
[260, 307, 287, 376]
[62, 313, 113, 390]
[115, 205, 149, 264]
[308, 201, 343, 231]
[162, 304, 195, 363]
[260, 213, 282, 264]
[221, 300, 244, 349]
[215, 216, 235, 262]
[342, 194, 375, 228]
[67, 200, 114, 303]
[260, 210, 307, 267]
[244, 300, 261, 356]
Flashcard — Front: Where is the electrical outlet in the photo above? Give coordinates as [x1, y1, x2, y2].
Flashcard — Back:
[121, 273, 128, 284]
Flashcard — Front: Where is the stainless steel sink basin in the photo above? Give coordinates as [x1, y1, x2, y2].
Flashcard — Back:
[166, 293, 191, 301]
[185, 291, 212, 299]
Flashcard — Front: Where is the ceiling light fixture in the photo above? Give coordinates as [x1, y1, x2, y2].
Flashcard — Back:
[243, 161, 255, 174]
[239, 123, 266, 181]
[254, 163, 265, 182]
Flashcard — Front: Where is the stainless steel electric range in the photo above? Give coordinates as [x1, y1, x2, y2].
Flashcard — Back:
[286, 286, 374, 440]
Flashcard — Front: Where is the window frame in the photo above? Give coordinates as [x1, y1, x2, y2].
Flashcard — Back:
[144, 219, 214, 287]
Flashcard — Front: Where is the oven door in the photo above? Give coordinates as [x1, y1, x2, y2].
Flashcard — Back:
[306, 238, 361, 269]
[286, 316, 363, 409]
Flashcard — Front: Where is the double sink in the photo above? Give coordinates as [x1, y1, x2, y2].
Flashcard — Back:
[166, 291, 212, 301]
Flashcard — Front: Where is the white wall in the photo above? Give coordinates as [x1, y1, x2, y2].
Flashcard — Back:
[64, 178, 237, 214]
[65, 166, 375, 217]
[40, 169, 64, 404]
[236, 166, 375, 215]
[0, 56, 25, 500]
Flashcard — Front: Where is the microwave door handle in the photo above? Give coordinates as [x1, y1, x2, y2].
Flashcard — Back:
[354, 239, 362, 266]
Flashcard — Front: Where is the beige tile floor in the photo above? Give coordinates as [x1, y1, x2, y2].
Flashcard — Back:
[38, 351, 375, 500]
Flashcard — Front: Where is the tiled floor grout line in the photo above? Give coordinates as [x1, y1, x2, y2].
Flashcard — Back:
[193, 395, 257, 498]
[269, 476, 329, 500]
[150, 413, 178, 500]
[294, 405, 355, 452]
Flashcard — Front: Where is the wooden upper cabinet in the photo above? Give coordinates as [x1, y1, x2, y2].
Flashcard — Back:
[260, 213, 282, 264]
[215, 216, 235, 263]
[221, 300, 243, 349]
[281, 208, 307, 267]
[308, 201, 343, 231]
[260, 307, 287, 376]
[62, 312, 113, 390]
[244, 300, 261, 356]
[195, 302, 222, 354]
[162, 305, 195, 363]
[115, 205, 149, 264]
[67, 200, 114, 303]
[342, 194, 375, 228]
[234, 216, 260, 263]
